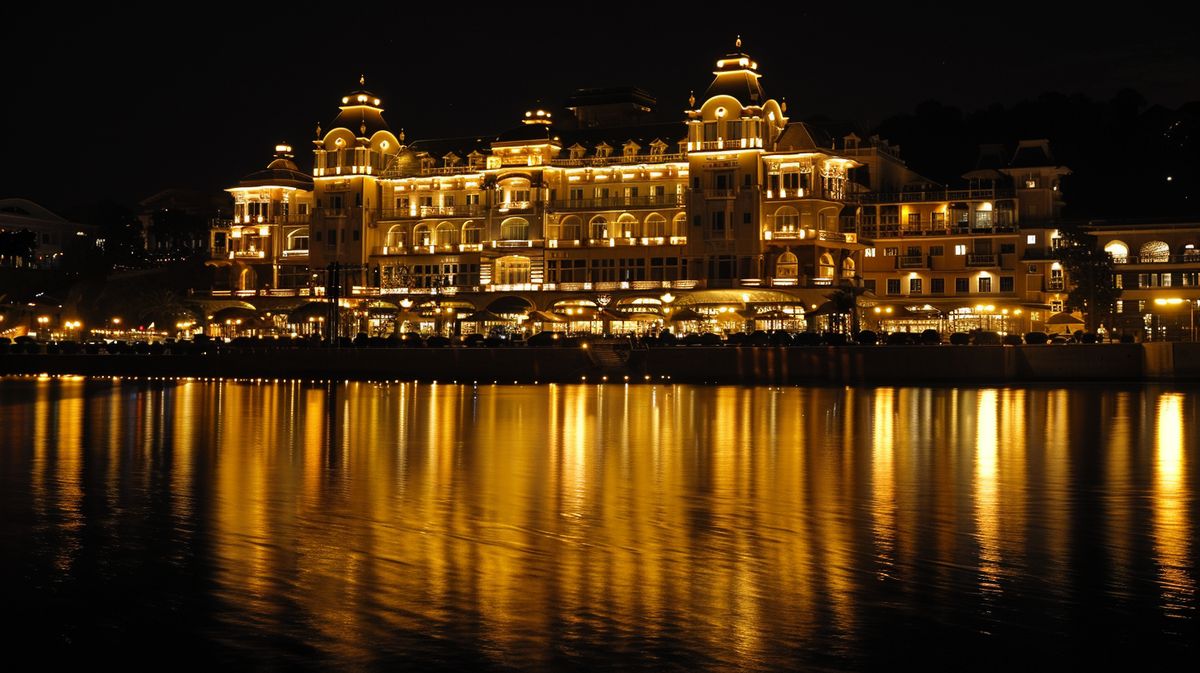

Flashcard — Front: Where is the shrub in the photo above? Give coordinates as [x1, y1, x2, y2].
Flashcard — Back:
[949, 332, 970, 345]
[1119, 333, 1136, 344]
[920, 329, 941, 345]
[1002, 334, 1023, 346]
[793, 332, 820, 347]
[657, 331, 677, 346]
[886, 332, 912, 345]
[856, 330, 877, 345]
[769, 330, 793, 346]
[972, 331, 1002, 345]
[1024, 331, 1048, 345]
[1080, 332, 1098, 344]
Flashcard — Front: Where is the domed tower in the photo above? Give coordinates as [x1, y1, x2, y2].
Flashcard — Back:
[683, 38, 860, 290]
[215, 143, 314, 291]
[310, 76, 402, 281]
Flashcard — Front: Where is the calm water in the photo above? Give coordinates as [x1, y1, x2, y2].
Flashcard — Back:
[1, 377, 1196, 670]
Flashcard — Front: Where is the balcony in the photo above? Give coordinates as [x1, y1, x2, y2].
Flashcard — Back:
[702, 189, 738, 199]
[550, 152, 686, 167]
[966, 253, 998, 267]
[848, 187, 1016, 204]
[378, 204, 483, 220]
[280, 249, 309, 258]
[1047, 279, 1065, 291]
[547, 195, 685, 210]
[495, 201, 533, 213]
[898, 255, 927, 269]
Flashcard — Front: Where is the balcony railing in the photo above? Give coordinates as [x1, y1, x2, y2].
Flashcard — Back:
[701, 188, 738, 198]
[378, 204, 483, 220]
[966, 253, 998, 266]
[549, 152, 686, 167]
[1047, 280, 1065, 290]
[280, 249, 309, 258]
[230, 214, 311, 226]
[898, 255, 927, 269]
[848, 187, 1016, 204]
[1118, 253, 1200, 265]
[547, 195, 686, 210]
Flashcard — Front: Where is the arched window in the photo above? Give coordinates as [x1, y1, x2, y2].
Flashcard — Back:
[617, 213, 638, 238]
[841, 256, 855, 278]
[774, 206, 800, 235]
[644, 213, 667, 238]
[434, 221, 458, 247]
[672, 213, 687, 238]
[776, 250, 798, 279]
[287, 227, 309, 251]
[494, 255, 531, 286]
[1103, 240, 1129, 262]
[1139, 240, 1170, 263]
[500, 217, 529, 241]
[818, 252, 835, 278]
[413, 223, 432, 247]
[462, 221, 482, 245]
[590, 215, 609, 240]
[559, 216, 582, 240]
[386, 225, 407, 248]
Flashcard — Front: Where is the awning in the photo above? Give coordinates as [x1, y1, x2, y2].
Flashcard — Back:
[1045, 312, 1085, 325]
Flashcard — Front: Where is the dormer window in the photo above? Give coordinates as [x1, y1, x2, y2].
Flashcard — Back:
[622, 141, 640, 158]
[649, 140, 667, 157]
[467, 151, 484, 168]
[569, 144, 586, 160]
[419, 156, 435, 173]
[443, 153, 461, 168]
[595, 143, 612, 159]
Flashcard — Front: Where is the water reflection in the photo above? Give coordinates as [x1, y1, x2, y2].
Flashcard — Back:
[0, 378, 1197, 669]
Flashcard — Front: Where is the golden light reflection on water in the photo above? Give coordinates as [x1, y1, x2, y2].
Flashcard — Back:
[1154, 392, 1194, 618]
[2, 378, 1197, 667]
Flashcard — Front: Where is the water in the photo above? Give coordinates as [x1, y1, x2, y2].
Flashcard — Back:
[1, 377, 1196, 670]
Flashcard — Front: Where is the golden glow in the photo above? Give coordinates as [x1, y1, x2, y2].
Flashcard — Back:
[1154, 392, 1193, 617]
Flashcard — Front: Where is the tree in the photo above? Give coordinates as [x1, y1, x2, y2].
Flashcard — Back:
[0, 229, 37, 267]
[1055, 225, 1121, 332]
[825, 286, 862, 334]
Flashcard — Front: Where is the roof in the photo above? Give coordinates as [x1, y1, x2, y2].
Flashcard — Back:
[0, 198, 68, 223]
[564, 87, 657, 109]
[774, 122, 832, 151]
[704, 69, 765, 105]
[1009, 139, 1055, 168]
[554, 121, 687, 158]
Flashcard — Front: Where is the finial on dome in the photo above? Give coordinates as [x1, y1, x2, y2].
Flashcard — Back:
[781, 97, 787, 113]
[735, 35, 742, 49]
[315, 122, 322, 138]
[399, 128, 406, 142]
[688, 90, 695, 108]
[359, 73, 365, 86]
[360, 119, 367, 135]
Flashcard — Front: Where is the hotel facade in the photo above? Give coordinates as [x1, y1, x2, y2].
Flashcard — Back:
[208, 41, 1078, 336]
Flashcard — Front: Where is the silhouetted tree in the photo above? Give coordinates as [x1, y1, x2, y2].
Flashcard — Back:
[1056, 224, 1121, 331]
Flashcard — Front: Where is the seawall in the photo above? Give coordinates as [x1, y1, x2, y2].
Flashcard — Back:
[4, 343, 1200, 384]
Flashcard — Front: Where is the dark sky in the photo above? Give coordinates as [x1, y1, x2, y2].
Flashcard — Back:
[3, 6, 1196, 215]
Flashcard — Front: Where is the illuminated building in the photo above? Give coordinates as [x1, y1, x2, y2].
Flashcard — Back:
[207, 41, 1077, 336]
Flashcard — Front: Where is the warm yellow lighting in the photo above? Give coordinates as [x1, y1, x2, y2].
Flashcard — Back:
[660, 292, 675, 304]
[341, 97, 349, 104]
[716, 107, 727, 118]
[1155, 298, 1184, 306]
[381, 140, 390, 150]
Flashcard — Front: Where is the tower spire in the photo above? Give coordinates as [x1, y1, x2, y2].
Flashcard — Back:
[735, 35, 742, 49]
[359, 73, 365, 86]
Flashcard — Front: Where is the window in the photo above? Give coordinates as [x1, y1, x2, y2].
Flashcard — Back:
[863, 279, 877, 294]
[711, 211, 725, 232]
[909, 277, 923, 294]
[327, 229, 336, 246]
[743, 211, 751, 224]
[883, 247, 898, 257]
[775, 251, 798, 278]
[930, 245, 944, 256]
[1026, 234, 1037, 245]
[1000, 243, 1015, 254]
[865, 248, 876, 258]
[1000, 276, 1014, 292]
[352, 229, 360, 241]
[886, 278, 901, 295]
[978, 276, 992, 292]
[955, 277, 969, 293]
[931, 278, 944, 294]
[500, 217, 529, 240]
[954, 244, 967, 256]
[1051, 299, 1064, 313]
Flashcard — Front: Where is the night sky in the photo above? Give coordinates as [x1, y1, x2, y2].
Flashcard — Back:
[3, 7, 1196, 215]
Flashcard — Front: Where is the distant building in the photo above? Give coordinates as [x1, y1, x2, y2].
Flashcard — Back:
[138, 188, 229, 261]
[0, 198, 94, 268]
